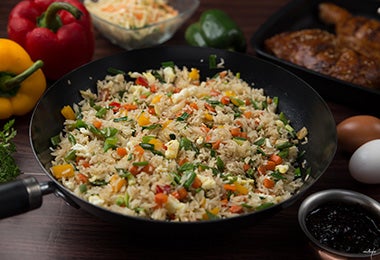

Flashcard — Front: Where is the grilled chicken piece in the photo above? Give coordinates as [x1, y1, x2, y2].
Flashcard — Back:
[265, 29, 380, 88]
[319, 2, 380, 61]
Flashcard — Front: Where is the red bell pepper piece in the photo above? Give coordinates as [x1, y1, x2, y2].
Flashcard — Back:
[7, 0, 95, 80]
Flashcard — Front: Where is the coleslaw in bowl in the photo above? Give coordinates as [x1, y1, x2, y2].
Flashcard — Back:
[84, 0, 199, 50]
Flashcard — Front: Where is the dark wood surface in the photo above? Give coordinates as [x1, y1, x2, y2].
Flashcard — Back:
[1, 0, 379, 259]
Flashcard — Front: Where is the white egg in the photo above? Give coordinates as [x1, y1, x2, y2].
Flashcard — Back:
[349, 139, 380, 184]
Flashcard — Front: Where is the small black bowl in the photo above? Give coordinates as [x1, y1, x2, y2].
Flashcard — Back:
[298, 189, 380, 259]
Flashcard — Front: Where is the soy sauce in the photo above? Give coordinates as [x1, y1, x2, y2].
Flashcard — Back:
[305, 201, 380, 254]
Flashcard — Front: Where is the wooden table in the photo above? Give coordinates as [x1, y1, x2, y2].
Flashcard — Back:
[1, 0, 379, 259]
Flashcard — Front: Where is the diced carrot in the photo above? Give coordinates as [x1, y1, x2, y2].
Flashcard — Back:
[116, 147, 127, 157]
[141, 164, 155, 175]
[129, 165, 140, 176]
[245, 98, 251, 105]
[221, 96, 230, 105]
[220, 198, 228, 205]
[123, 104, 138, 111]
[230, 127, 242, 137]
[191, 176, 202, 189]
[243, 111, 253, 119]
[148, 106, 156, 115]
[200, 125, 210, 133]
[173, 87, 181, 93]
[154, 192, 168, 207]
[212, 140, 221, 150]
[93, 120, 102, 129]
[172, 187, 188, 201]
[270, 154, 283, 165]
[134, 144, 145, 157]
[265, 160, 276, 171]
[204, 103, 216, 112]
[219, 71, 228, 78]
[101, 5, 117, 12]
[177, 187, 188, 200]
[76, 173, 88, 183]
[210, 89, 221, 96]
[224, 184, 236, 192]
[171, 191, 180, 200]
[150, 84, 157, 93]
[81, 160, 91, 168]
[178, 158, 188, 166]
[229, 205, 243, 213]
[205, 134, 212, 142]
[240, 132, 248, 139]
[134, 12, 144, 20]
[235, 120, 244, 127]
[243, 163, 250, 172]
[258, 165, 267, 175]
[189, 102, 199, 110]
[263, 178, 275, 188]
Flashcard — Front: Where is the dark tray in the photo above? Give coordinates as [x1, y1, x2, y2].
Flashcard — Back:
[251, 0, 380, 115]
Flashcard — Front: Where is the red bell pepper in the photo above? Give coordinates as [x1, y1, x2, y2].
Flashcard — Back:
[7, 0, 95, 80]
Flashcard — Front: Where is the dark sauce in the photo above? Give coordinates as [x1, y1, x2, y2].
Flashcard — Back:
[305, 201, 380, 254]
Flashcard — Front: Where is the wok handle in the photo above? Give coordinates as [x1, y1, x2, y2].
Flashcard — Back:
[0, 176, 54, 219]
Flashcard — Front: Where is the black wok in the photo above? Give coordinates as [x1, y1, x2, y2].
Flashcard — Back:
[0, 46, 337, 234]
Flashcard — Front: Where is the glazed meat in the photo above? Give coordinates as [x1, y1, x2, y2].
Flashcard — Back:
[319, 2, 380, 61]
[264, 29, 380, 88]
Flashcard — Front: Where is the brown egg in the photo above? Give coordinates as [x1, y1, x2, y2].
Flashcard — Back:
[337, 115, 380, 154]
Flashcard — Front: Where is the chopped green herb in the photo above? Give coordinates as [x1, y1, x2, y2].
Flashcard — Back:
[133, 161, 149, 166]
[107, 67, 126, 75]
[104, 136, 118, 152]
[254, 137, 265, 146]
[216, 156, 224, 172]
[113, 116, 129, 122]
[90, 179, 108, 186]
[64, 150, 76, 162]
[176, 112, 190, 121]
[50, 134, 61, 147]
[67, 133, 76, 145]
[256, 202, 275, 211]
[209, 54, 217, 69]
[142, 124, 161, 130]
[161, 61, 175, 68]
[0, 119, 20, 183]
[183, 170, 196, 189]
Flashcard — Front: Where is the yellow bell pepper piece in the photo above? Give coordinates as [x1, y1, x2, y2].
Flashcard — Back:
[61, 105, 76, 120]
[109, 174, 127, 193]
[234, 182, 249, 195]
[189, 68, 200, 81]
[137, 111, 150, 126]
[0, 39, 46, 119]
[50, 164, 75, 179]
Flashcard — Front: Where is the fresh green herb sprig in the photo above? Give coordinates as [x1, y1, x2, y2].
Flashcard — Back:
[0, 119, 20, 183]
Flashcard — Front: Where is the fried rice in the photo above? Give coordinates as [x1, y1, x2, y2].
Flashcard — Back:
[50, 65, 308, 221]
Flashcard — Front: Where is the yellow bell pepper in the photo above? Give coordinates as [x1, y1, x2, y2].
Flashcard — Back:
[0, 38, 46, 119]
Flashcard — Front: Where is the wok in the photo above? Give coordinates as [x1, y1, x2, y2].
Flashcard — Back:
[0, 46, 337, 234]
